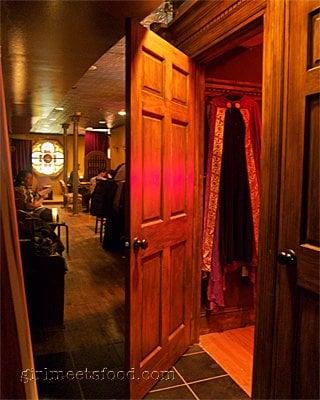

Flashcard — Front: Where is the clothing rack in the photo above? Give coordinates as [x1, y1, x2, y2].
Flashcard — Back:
[205, 78, 262, 101]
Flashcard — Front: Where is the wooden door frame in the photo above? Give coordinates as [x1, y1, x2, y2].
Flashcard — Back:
[6, 1, 288, 398]
[157, 1, 288, 398]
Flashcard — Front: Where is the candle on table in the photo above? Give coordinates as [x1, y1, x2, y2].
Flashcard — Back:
[52, 207, 58, 223]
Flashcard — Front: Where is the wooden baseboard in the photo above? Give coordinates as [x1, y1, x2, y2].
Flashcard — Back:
[200, 306, 255, 334]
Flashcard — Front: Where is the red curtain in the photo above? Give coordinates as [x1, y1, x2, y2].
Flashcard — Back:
[11, 139, 32, 179]
[84, 131, 108, 155]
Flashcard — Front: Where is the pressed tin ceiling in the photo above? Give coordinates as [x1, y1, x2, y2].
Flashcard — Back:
[1, 0, 162, 135]
[31, 37, 126, 133]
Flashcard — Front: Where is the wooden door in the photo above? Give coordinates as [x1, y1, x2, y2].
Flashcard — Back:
[273, 1, 320, 398]
[126, 21, 195, 399]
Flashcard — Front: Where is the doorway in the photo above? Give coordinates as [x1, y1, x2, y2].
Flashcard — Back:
[12, 38, 129, 400]
[197, 18, 264, 397]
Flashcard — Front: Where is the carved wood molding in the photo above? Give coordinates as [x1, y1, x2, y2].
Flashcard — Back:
[176, 0, 248, 46]
[158, 0, 266, 58]
[205, 78, 262, 99]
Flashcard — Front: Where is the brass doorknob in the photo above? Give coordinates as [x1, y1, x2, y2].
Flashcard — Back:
[133, 238, 149, 250]
[277, 249, 296, 265]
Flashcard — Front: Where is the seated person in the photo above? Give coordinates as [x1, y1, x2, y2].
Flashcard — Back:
[14, 170, 52, 221]
[113, 163, 125, 182]
[89, 168, 109, 193]
[68, 164, 91, 212]
[14, 170, 64, 255]
[67, 163, 80, 192]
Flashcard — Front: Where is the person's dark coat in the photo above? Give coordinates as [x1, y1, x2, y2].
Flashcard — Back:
[90, 179, 118, 217]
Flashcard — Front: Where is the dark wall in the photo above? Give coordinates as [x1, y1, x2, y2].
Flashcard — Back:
[205, 44, 263, 83]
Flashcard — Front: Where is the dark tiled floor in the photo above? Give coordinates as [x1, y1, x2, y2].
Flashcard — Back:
[145, 345, 249, 400]
[145, 385, 195, 399]
[148, 369, 183, 391]
[35, 351, 82, 399]
[190, 375, 250, 400]
[174, 352, 226, 383]
[35, 344, 249, 400]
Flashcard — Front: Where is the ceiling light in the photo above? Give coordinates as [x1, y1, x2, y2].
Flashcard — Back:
[118, 110, 126, 116]
[54, 107, 64, 111]
[91, 128, 109, 132]
[85, 128, 109, 132]
[49, 118, 56, 121]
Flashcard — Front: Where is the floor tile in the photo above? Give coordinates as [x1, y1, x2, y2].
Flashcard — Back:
[190, 375, 249, 399]
[144, 385, 196, 399]
[174, 352, 226, 383]
[79, 368, 128, 399]
[34, 352, 82, 399]
[71, 344, 123, 370]
[184, 344, 205, 355]
[149, 369, 183, 391]
[113, 342, 125, 364]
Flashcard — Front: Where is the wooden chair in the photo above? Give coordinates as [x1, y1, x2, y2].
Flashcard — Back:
[59, 180, 82, 210]
[84, 150, 110, 180]
[95, 216, 107, 242]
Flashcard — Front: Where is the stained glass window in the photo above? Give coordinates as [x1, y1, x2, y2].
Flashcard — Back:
[32, 140, 64, 176]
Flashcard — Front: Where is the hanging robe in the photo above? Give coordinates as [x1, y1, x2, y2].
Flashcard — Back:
[202, 95, 261, 310]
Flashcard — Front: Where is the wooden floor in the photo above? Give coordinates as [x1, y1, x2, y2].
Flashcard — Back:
[200, 326, 254, 397]
[33, 207, 126, 358]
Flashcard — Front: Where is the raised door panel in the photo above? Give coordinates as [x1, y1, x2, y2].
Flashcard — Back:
[308, 8, 320, 69]
[301, 95, 319, 247]
[294, 291, 319, 399]
[169, 241, 186, 336]
[170, 121, 188, 217]
[141, 113, 164, 224]
[172, 64, 189, 105]
[140, 252, 162, 364]
[142, 48, 165, 97]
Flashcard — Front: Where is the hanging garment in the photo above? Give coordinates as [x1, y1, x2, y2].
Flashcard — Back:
[202, 95, 261, 310]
